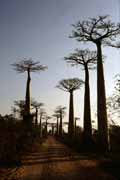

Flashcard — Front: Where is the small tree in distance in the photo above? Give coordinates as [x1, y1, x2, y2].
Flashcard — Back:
[39, 108, 46, 138]
[57, 78, 83, 137]
[45, 115, 51, 136]
[55, 106, 66, 136]
[31, 100, 44, 126]
[12, 58, 47, 120]
[53, 112, 60, 136]
[14, 100, 26, 119]
[11, 106, 18, 119]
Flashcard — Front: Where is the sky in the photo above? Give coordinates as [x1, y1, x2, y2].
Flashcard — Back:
[0, 0, 120, 127]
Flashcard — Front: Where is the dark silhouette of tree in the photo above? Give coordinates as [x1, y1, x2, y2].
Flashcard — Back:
[53, 112, 60, 136]
[65, 49, 97, 142]
[49, 122, 56, 135]
[39, 108, 46, 137]
[11, 106, 18, 119]
[31, 100, 44, 126]
[57, 78, 83, 137]
[55, 106, 66, 136]
[74, 117, 80, 135]
[14, 100, 25, 118]
[71, 15, 120, 151]
[45, 115, 51, 136]
[12, 58, 47, 117]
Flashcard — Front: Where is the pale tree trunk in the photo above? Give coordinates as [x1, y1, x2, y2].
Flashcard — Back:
[25, 69, 31, 115]
[96, 41, 109, 151]
[83, 65, 92, 142]
[68, 91, 74, 137]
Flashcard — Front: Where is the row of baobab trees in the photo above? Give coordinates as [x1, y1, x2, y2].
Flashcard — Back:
[11, 15, 120, 152]
[12, 97, 68, 138]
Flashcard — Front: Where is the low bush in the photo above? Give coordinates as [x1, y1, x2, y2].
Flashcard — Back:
[0, 116, 43, 167]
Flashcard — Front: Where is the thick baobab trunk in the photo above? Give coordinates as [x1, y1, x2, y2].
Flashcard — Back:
[35, 108, 38, 125]
[83, 65, 92, 142]
[96, 41, 109, 151]
[23, 69, 32, 126]
[68, 91, 74, 137]
[39, 114, 42, 138]
[59, 112, 62, 136]
[25, 69, 31, 115]
[56, 117, 59, 136]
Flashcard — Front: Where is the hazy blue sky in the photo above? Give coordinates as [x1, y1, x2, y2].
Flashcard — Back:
[0, 0, 120, 126]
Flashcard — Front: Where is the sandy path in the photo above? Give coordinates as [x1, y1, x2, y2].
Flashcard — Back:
[0, 136, 116, 180]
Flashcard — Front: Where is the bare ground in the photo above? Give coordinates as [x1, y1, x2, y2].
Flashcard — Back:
[0, 136, 117, 180]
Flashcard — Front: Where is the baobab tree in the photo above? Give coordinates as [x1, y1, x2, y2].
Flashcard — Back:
[53, 112, 60, 136]
[65, 49, 97, 142]
[49, 122, 56, 135]
[74, 117, 80, 136]
[45, 115, 51, 136]
[12, 58, 47, 118]
[71, 15, 120, 151]
[55, 106, 66, 136]
[31, 100, 44, 126]
[57, 78, 83, 137]
[39, 108, 46, 137]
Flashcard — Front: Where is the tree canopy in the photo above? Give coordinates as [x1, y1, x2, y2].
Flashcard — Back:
[71, 15, 120, 44]
[56, 78, 84, 92]
[65, 49, 97, 70]
[11, 58, 47, 73]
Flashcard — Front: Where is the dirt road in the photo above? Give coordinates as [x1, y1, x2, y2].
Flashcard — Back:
[1, 136, 116, 180]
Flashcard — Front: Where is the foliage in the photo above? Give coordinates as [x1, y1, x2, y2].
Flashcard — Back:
[0, 114, 42, 166]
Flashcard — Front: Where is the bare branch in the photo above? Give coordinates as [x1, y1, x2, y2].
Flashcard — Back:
[71, 15, 120, 44]
[56, 78, 84, 92]
[11, 58, 48, 73]
[65, 49, 97, 70]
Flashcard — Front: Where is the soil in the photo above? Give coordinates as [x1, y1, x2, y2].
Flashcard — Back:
[0, 136, 116, 180]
